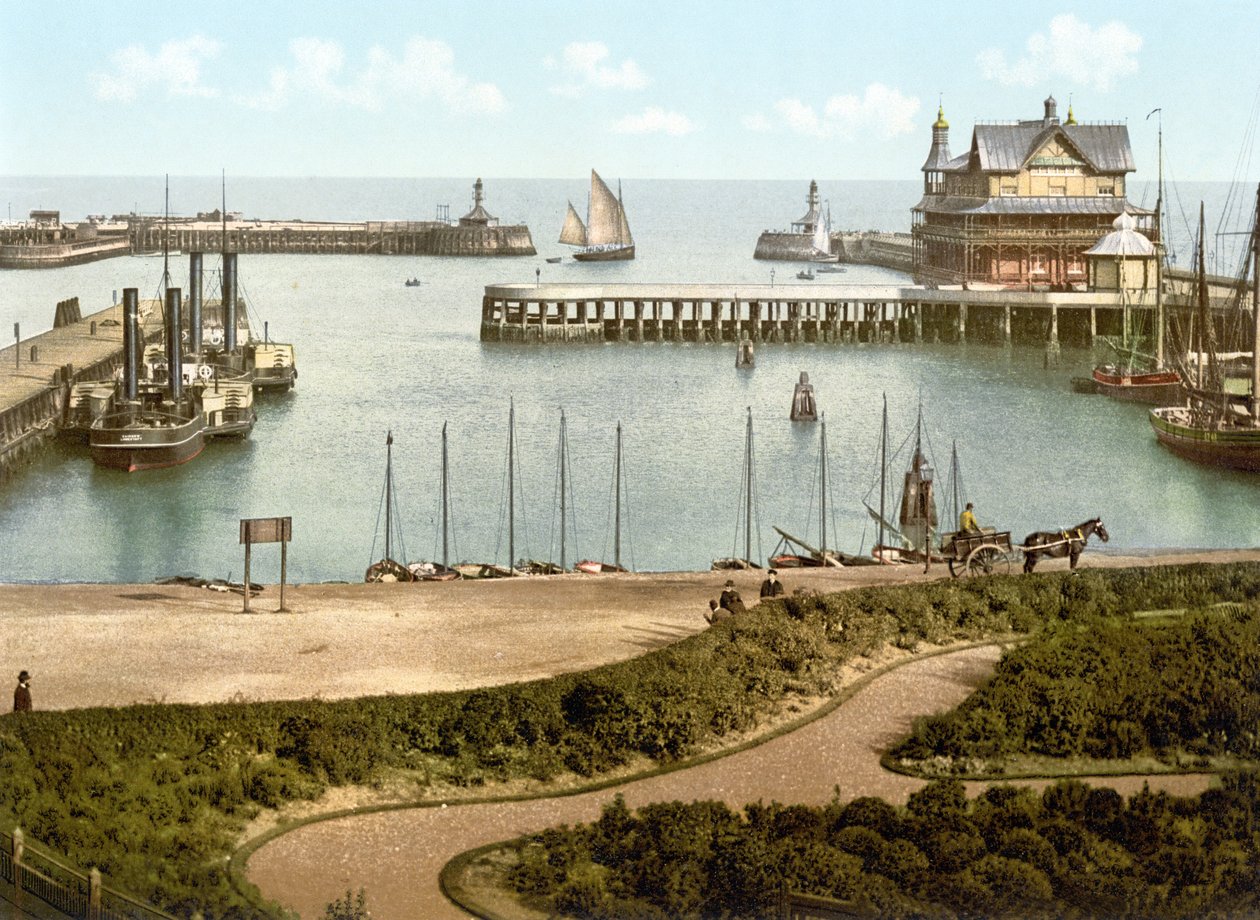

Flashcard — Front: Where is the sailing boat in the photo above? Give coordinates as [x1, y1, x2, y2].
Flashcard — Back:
[1149, 189, 1260, 471]
[406, 422, 461, 581]
[365, 431, 416, 582]
[520, 409, 574, 575]
[1091, 111, 1181, 404]
[457, 401, 526, 578]
[863, 402, 940, 564]
[559, 170, 635, 261]
[712, 408, 762, 570]
[810, 202, 839, 263]
[577, 421, 631, 574]
[771, 413, 845, 568]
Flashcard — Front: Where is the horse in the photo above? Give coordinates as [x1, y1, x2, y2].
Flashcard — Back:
[1021, 517, 1109, 574]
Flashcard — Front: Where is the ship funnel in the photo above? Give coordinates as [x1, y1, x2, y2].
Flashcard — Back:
[122, 287, 139, 401]
[166, 287, 184, 403]
[223, 252, 238, 352]
[188, 252, 203, 354]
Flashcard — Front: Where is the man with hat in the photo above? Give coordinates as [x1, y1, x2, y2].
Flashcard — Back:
[759, 568, 785, 599]
[718, 579, 746, 615]
[13, 670, 32, 713]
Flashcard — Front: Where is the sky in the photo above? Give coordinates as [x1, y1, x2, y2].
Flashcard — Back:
[3, 1, 1260, 181]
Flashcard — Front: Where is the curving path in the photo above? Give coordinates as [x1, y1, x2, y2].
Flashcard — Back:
[245, 645, 1209, 919]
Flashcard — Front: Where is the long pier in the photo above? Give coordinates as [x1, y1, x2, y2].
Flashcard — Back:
[480, 282, 1181, 348]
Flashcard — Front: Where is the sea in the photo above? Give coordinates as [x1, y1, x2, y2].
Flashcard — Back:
[0, 176, 1257, 584]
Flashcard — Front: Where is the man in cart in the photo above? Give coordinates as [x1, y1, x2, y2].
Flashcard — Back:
[959, 502, 981, 534]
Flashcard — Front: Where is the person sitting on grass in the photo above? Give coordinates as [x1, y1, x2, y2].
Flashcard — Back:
[705, 599, 732, 625]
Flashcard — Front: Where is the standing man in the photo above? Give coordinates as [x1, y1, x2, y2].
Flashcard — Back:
[13, 670, 31, 712]
[759, 568, 785, 599]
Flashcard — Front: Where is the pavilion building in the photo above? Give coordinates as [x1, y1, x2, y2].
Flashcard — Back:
[912, 95, 1155, 288]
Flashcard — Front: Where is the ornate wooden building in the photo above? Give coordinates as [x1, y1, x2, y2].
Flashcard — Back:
[912, 96, 1155, 288]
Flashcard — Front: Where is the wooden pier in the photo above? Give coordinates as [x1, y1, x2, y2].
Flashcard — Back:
[0, 299, 161, 484]
[480, 282, 1175, 348]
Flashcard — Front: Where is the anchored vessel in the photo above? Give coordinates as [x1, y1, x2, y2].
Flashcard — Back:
[576, 421, 631, 574]
[559, 170, 635, 262]
[89, 288, 206, 472]
[1149, 191, 1260, 471]
[713, 408, 763, 570]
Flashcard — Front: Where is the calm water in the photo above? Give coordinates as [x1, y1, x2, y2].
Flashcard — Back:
[1, 178, 1257, 583]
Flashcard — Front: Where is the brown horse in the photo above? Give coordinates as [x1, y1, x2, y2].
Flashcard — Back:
[1022, 518, 1109, 573]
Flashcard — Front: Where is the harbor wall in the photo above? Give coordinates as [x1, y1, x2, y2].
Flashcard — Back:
[753, 231, 825, 261]
[0, 299, 159, 486]
[835, 231, 915, 273]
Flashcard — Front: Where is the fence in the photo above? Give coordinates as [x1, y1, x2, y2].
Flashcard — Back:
[1, 828, 181, 920]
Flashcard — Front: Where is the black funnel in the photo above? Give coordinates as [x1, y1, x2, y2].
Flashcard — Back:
[188, 252, 202, 353]
[224, 252, 237, 352]
[122, 287, 139, 401]
[166, 288, 183, 403]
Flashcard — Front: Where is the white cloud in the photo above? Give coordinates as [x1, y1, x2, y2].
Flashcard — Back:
[547, 41, 648, 96]
[238, 36, 505, 114]
[611, 107, 696, 136]
[91, 35, 221, 102]
[977, 15, 1142, 92]
[752, 83, 920, 139]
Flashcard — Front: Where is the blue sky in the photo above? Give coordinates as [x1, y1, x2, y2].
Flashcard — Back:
[3, 1, 1259, 181]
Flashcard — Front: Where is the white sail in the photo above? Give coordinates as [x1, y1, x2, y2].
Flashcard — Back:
[586, 170, 624, 247]
[558, 201, 587, 246]
[812, 211, 829, 255]
[616, 183, 633, 247]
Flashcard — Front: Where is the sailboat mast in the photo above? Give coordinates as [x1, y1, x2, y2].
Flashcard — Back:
[508, 400, 516, 574]
[1252, 184, 1260, 423]
[950, 441, 961, 531]
[1155, 112, 1166, 367]
[745, 408, 753, 564]
[441, 422, 449, 568]
[559, 410, 567, 571]
[1197, 204, 1208, 391]
[385, 431, 393, 562]
[878, 395, 888, 555]
[614, 421, 622, 569]
[819, 414, 828, 559]
[162, 175, 170, 298]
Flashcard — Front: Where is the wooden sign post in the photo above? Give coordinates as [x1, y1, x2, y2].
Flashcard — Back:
[239, 516, 292, 612]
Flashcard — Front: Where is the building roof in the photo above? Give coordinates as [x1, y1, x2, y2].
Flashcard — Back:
[1084, 212, 1157, 257]
[913, 195, 1154, 217]
[952, 122, 1134, 175]
[459, 204, 496, 226]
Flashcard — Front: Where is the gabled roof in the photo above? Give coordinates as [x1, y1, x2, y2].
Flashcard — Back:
[960, 122, 1134, 175]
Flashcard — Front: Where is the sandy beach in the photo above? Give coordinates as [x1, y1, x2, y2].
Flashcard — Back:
[4, 549, 1256, 712]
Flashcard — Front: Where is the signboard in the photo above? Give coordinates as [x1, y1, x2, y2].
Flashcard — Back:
[240, 516, 292, 544]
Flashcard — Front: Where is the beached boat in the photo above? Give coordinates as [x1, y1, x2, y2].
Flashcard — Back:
[405, 421, 461, 581]
[771, 414, 848, 568]
[576, 421, 632, 574]
[713, 408, 763, 570]
[1149, 194, 1260, 471]
[560, 170, 635, 261]
[365, 431, 417, 583]
[863, 400, 943, 564]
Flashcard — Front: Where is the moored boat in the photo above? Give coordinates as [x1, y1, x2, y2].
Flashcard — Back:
[713, 408, 763, 570]
[365, 431, 417, 583]
[575, 421, 633, 574]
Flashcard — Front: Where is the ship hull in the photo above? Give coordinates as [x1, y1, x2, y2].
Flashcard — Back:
[89, 413, 206, 472]
[1093, 367, 1182, 405]
[573, 245, 634, 262]
[1149, 408, 1260, 471]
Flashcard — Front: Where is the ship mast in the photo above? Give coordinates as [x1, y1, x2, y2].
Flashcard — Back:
[507, 399, 516, 575]
[614, 421, 622, 570]
[440, 422, 449, 569]
[559, 409, 567, 571]
[878, 394, 888, 557]
[1152, 108, 1166, 368]
[744, 408, 754, 565]
[384, 431, 393, 563]
[819, 413, 829, 561]
[1252, 184, 1260, 423]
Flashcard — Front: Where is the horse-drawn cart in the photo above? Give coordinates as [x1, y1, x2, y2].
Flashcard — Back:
[942, 528, 1014, 577]
[941, 517, 1108, 577]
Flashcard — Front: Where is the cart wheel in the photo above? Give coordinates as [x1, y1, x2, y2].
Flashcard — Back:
[948, 559, 962, 578]
[965, 545, 1010, 577]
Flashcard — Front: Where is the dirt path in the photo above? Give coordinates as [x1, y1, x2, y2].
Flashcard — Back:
[4, 550, 1255, 711]
[244, 645, 1210, 920]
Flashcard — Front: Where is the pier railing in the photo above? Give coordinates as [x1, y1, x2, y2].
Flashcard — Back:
[2, 828, 181, 920]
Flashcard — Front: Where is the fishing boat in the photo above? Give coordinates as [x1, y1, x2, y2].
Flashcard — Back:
[523, 409, 579, 574]
[559, 170, 635, 262]
[404, 278, 422, 287]
[796, 266, 816, 280]
[1091, 114, 1182, 405]
[576, 421, 631, 574]
[89, 287, 205, 472]
[713, 408, 763, 570]
[405, 422, 461, 581]
[810, 202, 839, 263]
[1149, 192, 1260, 471]
[545, 256, 562, 264]
[458, 400, 529, 577]
[860, 397, 943, 564]
[365, 431, 417, 582]
[771, 414, 846, 568]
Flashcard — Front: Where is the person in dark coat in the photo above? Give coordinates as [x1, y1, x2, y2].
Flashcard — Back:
[719, 579, 746, 615]
[705, 599, 732, 625]
[13, 670, 31, 712]
[759, 568, 785, 599]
